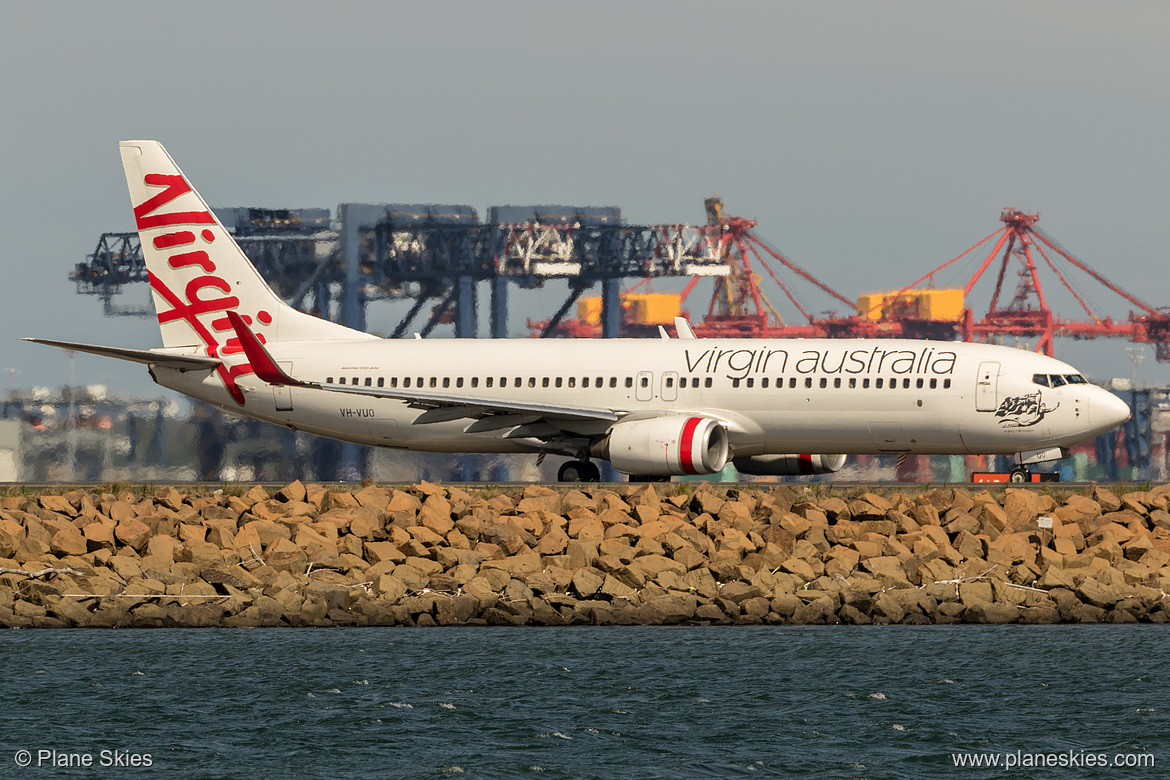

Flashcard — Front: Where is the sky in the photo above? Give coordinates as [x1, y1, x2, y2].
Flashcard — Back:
[2, 0, 1169, 399]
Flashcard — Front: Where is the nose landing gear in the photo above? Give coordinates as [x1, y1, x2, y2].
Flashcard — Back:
[1008, 466, 1032, 483]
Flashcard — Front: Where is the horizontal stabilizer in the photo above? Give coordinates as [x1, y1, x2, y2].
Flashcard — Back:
[23, 338, 222, 370]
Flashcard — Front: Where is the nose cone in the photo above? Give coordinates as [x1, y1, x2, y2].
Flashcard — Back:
[1091, 390, 1131, 430]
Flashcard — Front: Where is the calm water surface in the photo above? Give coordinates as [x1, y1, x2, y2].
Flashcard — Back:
[2, 626, 1167, 778]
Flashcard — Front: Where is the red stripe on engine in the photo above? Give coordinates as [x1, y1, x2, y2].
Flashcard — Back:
[799, 453, 814, 475]
[679, 417, 702, 475]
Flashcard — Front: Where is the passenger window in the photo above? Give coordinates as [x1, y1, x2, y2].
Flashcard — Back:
[390, 377, 398, 388]
[930, 378, 937, 389]
[903, 378, 910, 389]
[352, 377, 358, 385]
[500, 377, 506, 387]
[890, 378, 897, 390]
[486, 377, 493, 388]
[626, 377, 634, 388]
[514, 377, 522, 388]
[762, 378, 769, 389]
[1033, 373, 1050, 387]
[916, 378, 923, 389]
[819, 378, 827, 388]
[456, 377, 464, 388]
[596, 377, 603, 387]
[569, 377, 576, 388]
[666, 377, 674, 388]
[789, 378, 796, 388]
[863, 378, 870, 388]
[732, 378, 741, 388]
[556, 377, 563, 388]
[542, 377, 549, 388]
[430, 377, 437, 388]
[848, 378, 856, 388]
[402, 377, 410, 388]
[377, 377, 384, 388]
[805, 378, 812, 389]
[583, 377, 590, 388]
[611, 378, 619, 388]
[944, 379, 951, 389]
[834, 378, 841, 388]
[1050, 374, 1066, 387]
[417, 377, 423, 387]
[746, 378, 753, 388]
[528, 377, 535, 388]
[365, 377, 372, 387]
[442, 377, 450, 388]
[640, 377, 649, 388]
[876, 378, 884, 389]
[705, 378, 712, 388]
[471, 377, 478, 388]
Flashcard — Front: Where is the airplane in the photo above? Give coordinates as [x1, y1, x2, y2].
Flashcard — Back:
[27, 140, 1131, 483]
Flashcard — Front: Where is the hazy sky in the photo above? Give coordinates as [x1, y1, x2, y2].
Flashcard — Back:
[3, 1, 1169, 398]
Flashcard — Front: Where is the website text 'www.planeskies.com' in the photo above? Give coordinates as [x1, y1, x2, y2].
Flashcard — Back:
[951, 750, 1155, 770]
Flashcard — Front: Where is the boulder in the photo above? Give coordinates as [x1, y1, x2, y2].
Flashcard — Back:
[50, 527, 88, 558]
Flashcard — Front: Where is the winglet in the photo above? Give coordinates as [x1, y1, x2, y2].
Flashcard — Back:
[674, 317, 697, 339]
[226, 311, 307, 386]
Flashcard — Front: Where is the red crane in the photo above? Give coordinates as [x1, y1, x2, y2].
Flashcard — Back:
[865, 208, 1170, 360]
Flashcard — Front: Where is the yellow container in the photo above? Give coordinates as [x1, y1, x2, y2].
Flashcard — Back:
[857, 289, 964, 322]
[577, 293, 682, 325]
[577, 297, 604, 325]
[628, 293, 682, 324]
[919, 289, 965, 321]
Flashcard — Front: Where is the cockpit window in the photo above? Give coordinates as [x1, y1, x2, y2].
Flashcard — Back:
[1035, 372, 1088, 387]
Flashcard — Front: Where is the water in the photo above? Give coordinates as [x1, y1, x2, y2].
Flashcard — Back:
[2, 626, 1167, 778]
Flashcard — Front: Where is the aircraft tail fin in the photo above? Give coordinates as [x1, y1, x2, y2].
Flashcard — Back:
[118, 140, 374, 353]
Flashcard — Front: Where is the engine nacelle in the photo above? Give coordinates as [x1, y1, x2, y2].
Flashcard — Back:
[596, 416, 729, 476]
[733, 453, 846, 476]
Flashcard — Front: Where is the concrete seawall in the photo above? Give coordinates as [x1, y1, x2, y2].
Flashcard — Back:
[2, 482, 1169, 627]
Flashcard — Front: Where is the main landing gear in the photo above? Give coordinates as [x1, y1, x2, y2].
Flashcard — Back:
[557, 460, 602, 483]
[1008, 466, 1031, 483]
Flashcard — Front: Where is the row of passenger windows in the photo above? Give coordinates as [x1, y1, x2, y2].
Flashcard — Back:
[732, 376, 951, 390]
[1033, 373, 1087, 388]
[325, 374, 952, 391]
[328, 375, 647, 389]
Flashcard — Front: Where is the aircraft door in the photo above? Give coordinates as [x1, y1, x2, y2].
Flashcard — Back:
[636, 371, 654, 401]
[661, 371, 678, 402]
[273, 362, 294, 411]
[975, 361, 1000, 412]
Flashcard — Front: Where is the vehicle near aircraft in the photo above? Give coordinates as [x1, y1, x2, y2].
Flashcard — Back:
[27, 141, 1131, 483]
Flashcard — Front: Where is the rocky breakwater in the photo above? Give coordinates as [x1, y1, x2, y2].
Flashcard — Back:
[2, 482, 1170, 627]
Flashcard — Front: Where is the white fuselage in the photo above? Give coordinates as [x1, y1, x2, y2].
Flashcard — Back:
[153, 336, 1128, 459]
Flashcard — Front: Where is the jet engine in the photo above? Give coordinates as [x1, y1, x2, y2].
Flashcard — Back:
[733, 453, 846, 476]
[595, 416, 729, 476]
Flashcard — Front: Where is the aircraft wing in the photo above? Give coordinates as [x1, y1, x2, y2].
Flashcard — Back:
[23, 338, 222, 370]
[316, 382, 621, 423]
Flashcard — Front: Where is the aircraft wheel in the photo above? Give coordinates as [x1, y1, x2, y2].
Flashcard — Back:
[558, 460, 598, 483]
[1009, 466, 1031, 483]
